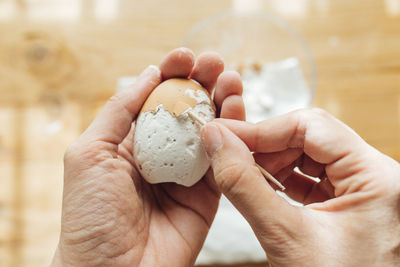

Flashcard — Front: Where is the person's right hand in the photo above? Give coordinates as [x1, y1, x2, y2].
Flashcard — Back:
[200, 108, 400, 266]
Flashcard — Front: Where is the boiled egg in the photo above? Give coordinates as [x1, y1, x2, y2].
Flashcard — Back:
[133, 78, 216, 187]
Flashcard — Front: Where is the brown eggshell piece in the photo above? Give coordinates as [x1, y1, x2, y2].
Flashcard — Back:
[140, 78, 215, 116]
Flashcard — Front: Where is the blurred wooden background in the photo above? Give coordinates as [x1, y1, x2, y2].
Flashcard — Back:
[0, 0, 399, 266]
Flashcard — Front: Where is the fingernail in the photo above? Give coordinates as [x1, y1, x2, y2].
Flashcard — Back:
[201, 122, 223, 159]
[141, 65, 161, 77]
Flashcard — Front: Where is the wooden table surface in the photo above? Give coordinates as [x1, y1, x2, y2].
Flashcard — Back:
[0, 0, 399, 266]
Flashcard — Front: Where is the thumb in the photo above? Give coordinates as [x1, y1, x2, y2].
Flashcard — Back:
[200, 122, 301, 242]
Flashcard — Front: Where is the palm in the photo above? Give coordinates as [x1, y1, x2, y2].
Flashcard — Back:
[107, 133, 220, 266]
[56, 48, 245, 266]
[61, 137, 218, 266]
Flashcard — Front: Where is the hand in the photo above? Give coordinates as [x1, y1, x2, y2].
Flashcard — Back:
[201, 108, 400, 266]
[52, 48, 245, 266]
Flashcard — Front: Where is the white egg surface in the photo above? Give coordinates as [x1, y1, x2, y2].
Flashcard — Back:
[133, 78, 216, 187]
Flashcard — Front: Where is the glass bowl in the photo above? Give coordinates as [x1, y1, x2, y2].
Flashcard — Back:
[183, 9, 317, 122]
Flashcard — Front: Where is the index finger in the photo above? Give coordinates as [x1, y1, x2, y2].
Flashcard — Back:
[215, 108, 369, 165]
[215, 108, 379, 200]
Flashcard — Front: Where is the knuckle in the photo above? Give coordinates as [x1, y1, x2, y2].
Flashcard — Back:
[107, 91, 132, 113]
[81, 142, 111, 161]
[309, 107, 331, 118]
[215, 162, 255, 195]
[287, 108, 335, 148]
[108, 93, 123, 105]
[64, 140, 80, 163]
[298, 107, 331, 120]
[64, 139, 111, 166]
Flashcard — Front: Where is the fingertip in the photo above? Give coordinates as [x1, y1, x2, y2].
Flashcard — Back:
[217, 70, 242, 84]
[141, 64, 161, 77]
[128, 64, 162, 109]
[136, 65, 162, 87]
[219, 94, 246, 121]
[159, 47, 195, 79]
[214, 71, 243, 111]
[190, 51, 224, 92]
[200, 121, 220, 139]
[211, 121, 253, 158]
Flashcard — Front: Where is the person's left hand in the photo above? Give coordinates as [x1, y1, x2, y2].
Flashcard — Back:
[51, 48, 245, 267]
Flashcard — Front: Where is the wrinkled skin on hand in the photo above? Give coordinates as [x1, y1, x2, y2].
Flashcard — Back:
[201, 109, 400, 267]
[52, 48, 246, 267]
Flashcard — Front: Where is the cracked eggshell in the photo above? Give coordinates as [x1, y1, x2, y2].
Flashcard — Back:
[133, 78, 216, 187]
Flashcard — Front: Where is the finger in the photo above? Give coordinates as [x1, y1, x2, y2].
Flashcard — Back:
[256, 156, 334, 204]
[213, 71, 243, 111]
[282, 172, 334, 205]
[200, 122, 300, 238]
[214, 116, 298, 153]
[118, 122, 135, 165]
[160, 177, 220, 228]
[219, 95, 246, 121]
[271, 161, 297, 189]
[297, 154, 325, 178]
[82, 65, 161, 145]
[254, 149, 303, 175]
[215, 109, 368, 163]
[216, 109, 374, 196]
[203, 168, 220, 198]
[189, 51, 224, 93]
[150, 184, 212, 259]
[159, 47, 195, 79]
